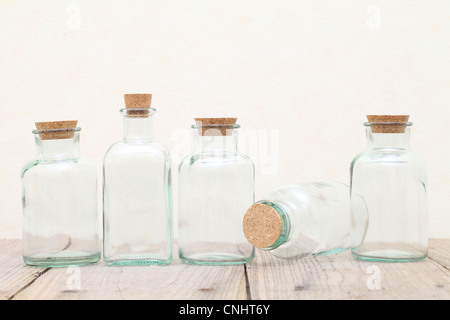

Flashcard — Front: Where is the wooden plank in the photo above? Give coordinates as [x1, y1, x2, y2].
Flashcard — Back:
[0, 239, 49, 300]
[11, 255, 247, 300]
[428, 238, 450, 269]
[2, 238, 449, 300]
[246, 239, 450, 300]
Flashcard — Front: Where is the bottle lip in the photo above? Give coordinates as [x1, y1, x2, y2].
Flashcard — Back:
[364, 121, 413, 127]
[120, 108, 156, 117]
[192, 124, 240, 137]
[32, 127, 82, 135]
[191, 123, 240, 129]
[364, 121, 412, 134]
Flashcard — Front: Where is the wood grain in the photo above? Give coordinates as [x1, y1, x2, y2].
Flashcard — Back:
[1, 239, 449, 300]
[428, 238, 450, 269]
[246, 243, 450, 300]
[0, 239, 49, 300]
[11, 255, 247, 300]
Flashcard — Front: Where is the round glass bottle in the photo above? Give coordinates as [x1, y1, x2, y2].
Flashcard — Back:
[243, 182, 364, 259]
[103, 94, 172, 265]
[350, 115, 428, 262]
[21, 121, 100, 267]
[178, 118, 255, 265]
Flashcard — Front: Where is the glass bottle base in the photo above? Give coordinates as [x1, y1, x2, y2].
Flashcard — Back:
[104, 256, 172, 266]
[315, 247, 349, 257]
[352, 250, 427, 263]
[23, 252, 100, 267]
[179, 251, 254, 266]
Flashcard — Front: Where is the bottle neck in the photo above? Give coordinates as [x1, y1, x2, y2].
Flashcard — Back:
[123, 116, 153, 141]
[193, 129, 239, 153]
[35, 134, 81, 160]
[366, 127, 411, 149]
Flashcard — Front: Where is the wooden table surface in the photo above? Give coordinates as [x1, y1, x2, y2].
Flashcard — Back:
[1, 238, 449, 300]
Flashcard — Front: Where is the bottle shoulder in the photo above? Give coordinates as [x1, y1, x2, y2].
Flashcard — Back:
[352, 148, 425, 163]
[104, 140, 171, 162]
[21, 156, 96, 178]
[178, 151, 254, 171]
[351, 148, 426, 173]
[21, 160, 39, 178]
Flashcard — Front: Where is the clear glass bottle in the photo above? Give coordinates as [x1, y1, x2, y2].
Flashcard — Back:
[350, 115, 428, 262]
[242, 182, 365, 259]
[178, 118, 255, 265]
[21, 121, 100, 267]
[103, 94, 172, 265]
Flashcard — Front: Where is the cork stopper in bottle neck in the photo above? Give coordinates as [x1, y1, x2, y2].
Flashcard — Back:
[194, 118, 238, 136]
[366, 115, 411, 134]
[124, 94, 153, 118]
[243, 203, 283, 249]
[34, 121, 79, 140]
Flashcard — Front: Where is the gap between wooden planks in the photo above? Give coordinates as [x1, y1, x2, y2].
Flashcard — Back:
[0, 239, 449, 300]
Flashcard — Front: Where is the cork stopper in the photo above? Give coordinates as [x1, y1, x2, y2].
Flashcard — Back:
[243, 203, 283, 249]
[367, 115, 410, 133]
[194, 118, 238, 136]
[124, 94, 152, 117]
[35, 121, 79, 140]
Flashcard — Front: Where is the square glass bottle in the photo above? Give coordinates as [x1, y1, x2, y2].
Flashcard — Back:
[178, 118, 255, 265]
[103, 94, 173, 265]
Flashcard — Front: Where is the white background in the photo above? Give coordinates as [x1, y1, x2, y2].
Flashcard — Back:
[0, 1, 449, 239]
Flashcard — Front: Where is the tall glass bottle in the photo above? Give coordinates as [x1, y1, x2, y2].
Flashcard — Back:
[178, 118, 255, 265]
[21, 121, 100, 267]
[103, 94, 172, 265]
[350, 115, 428, 262]
[243, 182, 366, 259]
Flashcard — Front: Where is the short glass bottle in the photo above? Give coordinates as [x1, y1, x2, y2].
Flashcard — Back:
[178, 118, 255, 265]
[243, 182, 364, 259]
[21, 121, 100, 267]
[103, 94, 172, 265]
[350, 115, 428, 262]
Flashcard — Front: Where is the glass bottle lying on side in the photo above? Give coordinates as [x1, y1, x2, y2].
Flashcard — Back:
[243, 182, 367, 259]
[21, 121, 100, 267]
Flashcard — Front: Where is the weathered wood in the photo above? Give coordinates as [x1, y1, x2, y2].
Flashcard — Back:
[246, 242, 450, 300]
[1, 239, 449, 300]
[0, 239, 49, 300]
[11, 256, 247, 300]
[428, 238, 450, 269]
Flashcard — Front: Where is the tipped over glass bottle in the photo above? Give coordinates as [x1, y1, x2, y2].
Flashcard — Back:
[350, 115, 428, 262]
[103, 94, 172, 265]
[178, 118, 255, 265]
[243, 182, 365, 259]
[21, 121, 100, 267]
